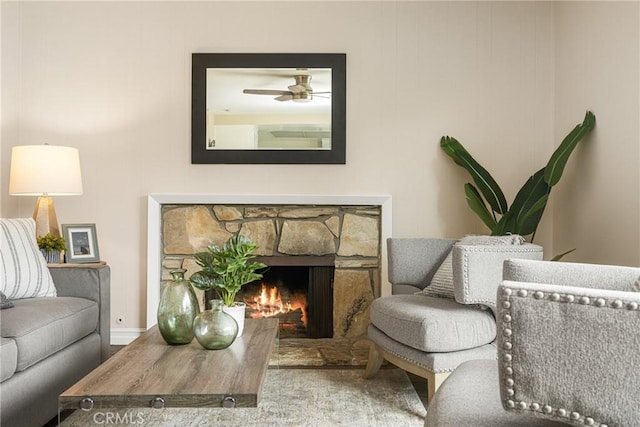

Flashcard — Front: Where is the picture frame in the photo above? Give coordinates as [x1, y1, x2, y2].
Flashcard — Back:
[61, 224, 100, 264]
[191, 53, 346, 164]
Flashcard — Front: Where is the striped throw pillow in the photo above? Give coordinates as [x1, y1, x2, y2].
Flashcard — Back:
[0, 218, 57, 299]
[420, 234, 525, 299]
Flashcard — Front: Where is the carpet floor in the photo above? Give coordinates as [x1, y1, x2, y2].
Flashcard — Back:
[60, 368, 426, 426]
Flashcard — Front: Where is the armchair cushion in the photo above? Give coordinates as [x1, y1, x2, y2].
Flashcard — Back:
[425, 360, 566, 426]
[370, 294, 496, 352]
[0, 218, 56, 299]
[497, 276, 640, 427]
[422, 235, 525, 300]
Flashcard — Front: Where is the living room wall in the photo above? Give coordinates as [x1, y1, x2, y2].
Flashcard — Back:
[1, 1, 637, 338]
[552, 1, 640, 266]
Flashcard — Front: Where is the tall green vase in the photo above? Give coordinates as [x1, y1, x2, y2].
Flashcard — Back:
[157, 270, 200, 345]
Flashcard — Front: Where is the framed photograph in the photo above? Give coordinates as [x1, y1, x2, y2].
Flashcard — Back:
[61, 224, 100, 263]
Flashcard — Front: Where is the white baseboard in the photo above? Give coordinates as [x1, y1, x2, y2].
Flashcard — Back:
[111, 327, 145, 345]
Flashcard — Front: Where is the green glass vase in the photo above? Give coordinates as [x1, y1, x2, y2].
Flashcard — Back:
[194, 300, 238, 350]
[157, 270, 200, 345]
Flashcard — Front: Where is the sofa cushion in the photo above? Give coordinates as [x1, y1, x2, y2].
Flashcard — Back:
[0, 218, 57, 299]
[0, 297, 98, 371]
[370, 294, 496, 352]
[0, 337, 17, 382]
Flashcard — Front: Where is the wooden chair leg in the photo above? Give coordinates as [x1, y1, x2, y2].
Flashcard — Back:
[426, 371, 450, 403]
[363, 342, 384, 379]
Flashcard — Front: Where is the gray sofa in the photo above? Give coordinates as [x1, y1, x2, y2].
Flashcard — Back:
[426, 259, 640, 426]
[0, 264, 110, 427]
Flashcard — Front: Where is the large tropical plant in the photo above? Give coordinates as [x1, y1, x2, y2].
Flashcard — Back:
[441, 110, 595, 242]
[190, 235, 267, 307]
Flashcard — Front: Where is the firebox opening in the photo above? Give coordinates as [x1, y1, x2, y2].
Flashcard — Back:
[233, 265, 334, 339]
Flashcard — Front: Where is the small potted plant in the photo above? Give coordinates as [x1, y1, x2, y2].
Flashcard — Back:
[190, 234, 267, 336]
[37, 233, 66, 264]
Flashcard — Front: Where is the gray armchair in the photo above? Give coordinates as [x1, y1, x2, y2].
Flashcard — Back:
[425, 258, 640, 426]
[365, 238, 543, 402]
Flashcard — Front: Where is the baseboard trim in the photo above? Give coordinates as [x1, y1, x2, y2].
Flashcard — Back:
[111, 328, 145, 345]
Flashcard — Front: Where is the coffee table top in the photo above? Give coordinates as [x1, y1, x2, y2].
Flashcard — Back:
[59, 318, 278, 410]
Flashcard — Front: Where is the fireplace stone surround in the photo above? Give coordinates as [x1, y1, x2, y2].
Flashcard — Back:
[147, 194, 392, 363]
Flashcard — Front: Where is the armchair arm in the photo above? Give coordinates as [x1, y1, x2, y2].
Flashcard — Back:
[497, 280, 640, 427]
[48, 264, 111, 362]
[452, 243, 542, 311]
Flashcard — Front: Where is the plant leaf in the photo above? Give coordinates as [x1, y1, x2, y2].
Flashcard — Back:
[550, 248, 576, 261]
[544, 111, 596, 186]
[441, 136, 508, 214]
[464, 183, 497, 231]
[508, 168, 551, 237]
[491, 209, 515, 236]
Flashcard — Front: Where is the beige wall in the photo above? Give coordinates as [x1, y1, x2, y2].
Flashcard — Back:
[3, 1, 635, 334]
[553, 1, 640, 266]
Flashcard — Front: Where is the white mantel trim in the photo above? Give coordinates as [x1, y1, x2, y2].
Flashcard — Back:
[146, 193, 392, 329]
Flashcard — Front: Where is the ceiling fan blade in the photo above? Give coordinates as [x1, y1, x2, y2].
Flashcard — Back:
[243, 89, 291, 96]
[275, 94, 293, 102]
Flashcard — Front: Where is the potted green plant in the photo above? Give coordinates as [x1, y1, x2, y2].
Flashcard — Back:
[441, 110, 595, 258]
[190, 234, 267, 336]
[37, 233, 66, 264]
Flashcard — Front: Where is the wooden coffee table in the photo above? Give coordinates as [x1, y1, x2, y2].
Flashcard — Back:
[59, 318, 278, 410]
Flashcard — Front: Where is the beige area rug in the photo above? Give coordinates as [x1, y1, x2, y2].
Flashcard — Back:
[60, 368, 426, 426]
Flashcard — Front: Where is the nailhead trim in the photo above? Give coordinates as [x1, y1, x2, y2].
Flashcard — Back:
[498, 285, 631, 427]
[460, 246, 541, 305]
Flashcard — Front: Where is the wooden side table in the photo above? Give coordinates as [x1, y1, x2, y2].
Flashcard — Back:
[48, 261, 107, 268]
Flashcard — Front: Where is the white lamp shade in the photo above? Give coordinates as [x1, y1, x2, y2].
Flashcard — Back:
[9, 145, 83, 196]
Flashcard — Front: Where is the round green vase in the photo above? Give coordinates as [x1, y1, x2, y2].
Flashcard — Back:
[194, 300, 239, 350]
[157, 270, 200, 345]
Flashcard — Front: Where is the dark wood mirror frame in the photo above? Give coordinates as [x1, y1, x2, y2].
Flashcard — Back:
[191, 53, 346, 164]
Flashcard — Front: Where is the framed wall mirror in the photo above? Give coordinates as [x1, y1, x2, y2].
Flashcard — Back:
[192, 53, 346, 164]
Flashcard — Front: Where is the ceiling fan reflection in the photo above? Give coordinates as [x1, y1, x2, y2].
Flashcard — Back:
[243, 74, 331, 103]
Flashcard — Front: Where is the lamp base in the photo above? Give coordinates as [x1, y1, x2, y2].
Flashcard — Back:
[33, 196, 61, 238]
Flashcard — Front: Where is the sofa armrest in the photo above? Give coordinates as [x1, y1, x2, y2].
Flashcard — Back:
[48, 264, 111, 362]
[387, 238, 455, 292]
[497, 280, 640, 427]
[452, 243, 543, 310]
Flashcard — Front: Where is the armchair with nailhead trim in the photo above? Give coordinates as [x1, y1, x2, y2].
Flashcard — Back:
[364, 238, 543, 403]
[425, 258, 640, 427]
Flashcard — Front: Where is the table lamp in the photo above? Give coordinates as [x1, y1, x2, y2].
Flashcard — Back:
[9, 144, 83, 238]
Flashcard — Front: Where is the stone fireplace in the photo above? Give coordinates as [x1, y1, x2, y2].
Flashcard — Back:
[146, 194, 392, 364]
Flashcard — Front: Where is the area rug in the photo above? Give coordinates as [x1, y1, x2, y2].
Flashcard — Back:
[60, 368, 426, 426]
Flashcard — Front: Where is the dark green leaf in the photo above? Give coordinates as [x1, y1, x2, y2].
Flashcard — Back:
[550, 248, 576, 261]
[464, 183, 497, 231]
[440, 136, 467, 167]
[508, 168, 551, 236]
[441, 136, 508, 214]
[544, 111, 596, 186]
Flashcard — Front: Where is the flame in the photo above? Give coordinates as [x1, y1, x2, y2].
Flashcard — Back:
[244, 283, 307, 326]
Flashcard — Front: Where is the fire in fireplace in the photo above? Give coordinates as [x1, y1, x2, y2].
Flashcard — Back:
[233, 260, 334, 339]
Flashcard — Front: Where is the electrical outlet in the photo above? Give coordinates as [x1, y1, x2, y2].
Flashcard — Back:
[116, 317, 125, 324]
